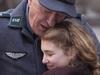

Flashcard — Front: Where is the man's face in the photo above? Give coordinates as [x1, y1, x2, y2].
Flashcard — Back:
[28, 0, 65, 36]
[41, 40, 72, 70]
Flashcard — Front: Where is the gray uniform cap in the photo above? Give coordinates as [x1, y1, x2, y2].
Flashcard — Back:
[39, 0, 77, 17]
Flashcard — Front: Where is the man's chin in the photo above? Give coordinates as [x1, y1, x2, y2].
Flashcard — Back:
[34, 31, 43, 37]
[38, 31, 47, 37]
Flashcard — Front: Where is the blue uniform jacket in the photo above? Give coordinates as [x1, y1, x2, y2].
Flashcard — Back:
[0, 0, 100, 75]
[0, 0, 46, 75]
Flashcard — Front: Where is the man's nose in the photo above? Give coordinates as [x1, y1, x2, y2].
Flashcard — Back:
[42, 56, 49, 64]
[47, 12, 56, 27]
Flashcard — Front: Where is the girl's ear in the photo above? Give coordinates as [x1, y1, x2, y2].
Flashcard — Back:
[66, 49, 77, 61]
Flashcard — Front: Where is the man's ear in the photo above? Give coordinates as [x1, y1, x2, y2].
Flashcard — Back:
[28, 0, 32, 7]
[28, 0, 40, 8]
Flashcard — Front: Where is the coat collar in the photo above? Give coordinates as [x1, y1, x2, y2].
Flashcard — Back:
[8, 0, 27, 28]
[8, 0, 37, 42]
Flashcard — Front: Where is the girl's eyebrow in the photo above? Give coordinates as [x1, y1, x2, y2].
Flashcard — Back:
[43, 50, 54, 53]
[44, 50, 52, 52]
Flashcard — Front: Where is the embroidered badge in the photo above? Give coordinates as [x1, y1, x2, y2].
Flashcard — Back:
[9, 16, 22, 28]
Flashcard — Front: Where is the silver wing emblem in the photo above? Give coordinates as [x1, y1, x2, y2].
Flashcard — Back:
[5, 52, 26, 59]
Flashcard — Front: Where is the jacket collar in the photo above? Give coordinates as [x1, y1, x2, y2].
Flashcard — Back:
[8, 0, 37, 42]
[8, 0, 27, 28]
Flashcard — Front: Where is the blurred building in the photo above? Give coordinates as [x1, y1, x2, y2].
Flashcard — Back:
[0, 0, 21, 11]
[0, 0, 8, 11]
[76, 0, 100, 26]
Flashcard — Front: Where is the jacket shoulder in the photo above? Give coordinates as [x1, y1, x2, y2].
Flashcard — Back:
[0, 9, 13, 25]
[0, 9, 13, 18]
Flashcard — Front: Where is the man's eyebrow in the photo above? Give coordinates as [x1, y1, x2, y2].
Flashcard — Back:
[41, 6, 51, 12]
[44, 8, 51, 12]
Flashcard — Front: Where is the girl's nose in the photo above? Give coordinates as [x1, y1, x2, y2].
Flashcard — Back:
[42, 56, 49, 64]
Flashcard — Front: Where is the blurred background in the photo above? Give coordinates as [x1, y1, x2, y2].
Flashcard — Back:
[0, 0, 100, 41]
[76, 0, 100, 41]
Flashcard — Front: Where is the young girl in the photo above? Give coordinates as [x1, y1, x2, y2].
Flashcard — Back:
[41, 19, 100, 75]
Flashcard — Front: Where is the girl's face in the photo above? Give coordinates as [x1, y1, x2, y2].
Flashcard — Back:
[41, 40, 74, 70]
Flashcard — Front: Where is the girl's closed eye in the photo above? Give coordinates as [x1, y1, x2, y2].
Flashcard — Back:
[44, 50, 55, 57]
[46, 53, 54, 57]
